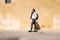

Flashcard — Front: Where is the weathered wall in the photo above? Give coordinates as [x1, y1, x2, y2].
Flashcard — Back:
[0, 0, 60, 31]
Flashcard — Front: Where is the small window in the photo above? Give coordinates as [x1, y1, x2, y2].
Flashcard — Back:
[5, 0, 11, 4]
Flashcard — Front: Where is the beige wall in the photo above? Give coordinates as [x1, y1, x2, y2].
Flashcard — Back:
[0, 0, 60, 31]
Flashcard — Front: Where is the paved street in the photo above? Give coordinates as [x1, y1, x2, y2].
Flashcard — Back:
[0, 30, 60, 40]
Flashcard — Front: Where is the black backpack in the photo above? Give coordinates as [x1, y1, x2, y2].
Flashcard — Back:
[36, 13, 39, 20]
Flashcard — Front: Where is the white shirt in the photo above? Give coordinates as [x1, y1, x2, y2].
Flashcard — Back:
[32, 12, 37, 20]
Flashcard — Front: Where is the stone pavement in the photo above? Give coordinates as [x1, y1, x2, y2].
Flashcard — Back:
[0, 30, 60, 40]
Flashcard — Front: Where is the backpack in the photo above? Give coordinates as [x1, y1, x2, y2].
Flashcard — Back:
[36, 13, 39, 20]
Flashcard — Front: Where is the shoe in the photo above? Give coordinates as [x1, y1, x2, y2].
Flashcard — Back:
[28, 30, 32, 32]
[33, 30, 38, 32]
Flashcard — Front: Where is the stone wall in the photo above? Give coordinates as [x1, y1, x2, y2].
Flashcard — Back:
[0, 0, 60, 31]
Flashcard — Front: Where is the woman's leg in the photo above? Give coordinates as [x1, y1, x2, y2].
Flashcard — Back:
[34, 22, 38, 32]
[31, 22, 33, 31]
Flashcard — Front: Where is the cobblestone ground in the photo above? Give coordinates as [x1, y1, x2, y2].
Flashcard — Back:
[0, 30, 60, 40]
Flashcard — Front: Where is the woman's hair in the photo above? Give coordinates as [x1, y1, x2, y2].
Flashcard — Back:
[32, 8, 35, 12]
